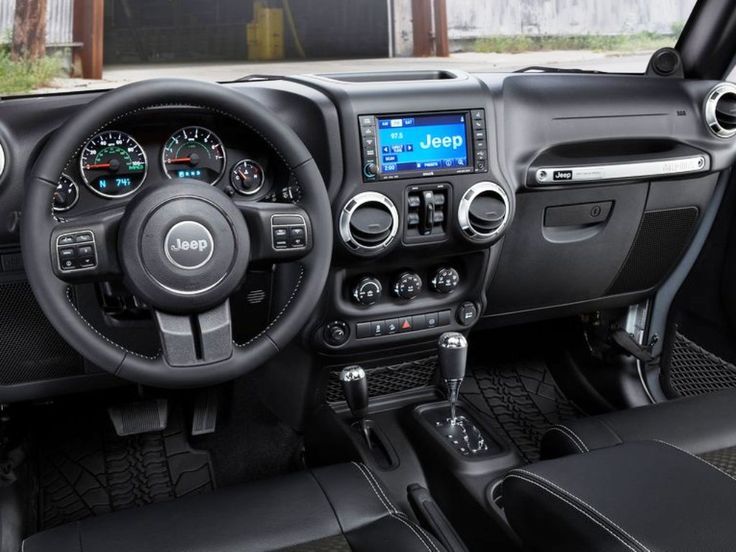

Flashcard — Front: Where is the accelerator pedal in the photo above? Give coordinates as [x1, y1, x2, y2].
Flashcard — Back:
[191, 388, 219, 436]
[107, 398, 168, 437]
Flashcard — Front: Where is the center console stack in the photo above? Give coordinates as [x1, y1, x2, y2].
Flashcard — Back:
[301, 73, 515, 354]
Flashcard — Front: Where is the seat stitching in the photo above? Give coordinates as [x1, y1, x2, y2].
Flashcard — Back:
[546, 426, 587, 453]
[351, 463, 440, 552]
[653, 439, 736, 485]
[505, 474, 641, 552]
[553, 424, 590, 452]
[390, 513, 435, 552]
[359, 463, 399, 512]
[508, 469, 651, 552]
[351, 462, 396, 514]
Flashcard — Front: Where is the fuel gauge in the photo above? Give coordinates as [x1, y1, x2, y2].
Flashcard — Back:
[53, 174, 79, 212]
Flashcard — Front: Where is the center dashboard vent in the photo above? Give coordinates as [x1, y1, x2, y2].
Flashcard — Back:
[339, 192, 399, 253]
[705, 83, 736, 138]
[458, 182, 510, 242]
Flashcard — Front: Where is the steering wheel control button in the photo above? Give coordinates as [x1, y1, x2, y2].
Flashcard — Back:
[164, 221, 214, 270]
[431, 267, 460, 294]
[393, 271, 423, 300]
[352, 276, 382, 306]
[56, 231, 98, 272]
[457, 302, 479, 326]
[271, 214, 307, 251]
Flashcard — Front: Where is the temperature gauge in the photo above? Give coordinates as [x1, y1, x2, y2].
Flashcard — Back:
[230, 159, 265, 196]
[53, 174, 79, 212]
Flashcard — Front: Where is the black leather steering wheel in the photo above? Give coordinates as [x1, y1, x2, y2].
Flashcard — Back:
[21, 79, 333, 388]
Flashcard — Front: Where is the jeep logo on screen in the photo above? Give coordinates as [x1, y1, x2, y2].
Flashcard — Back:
[553, 170, 574, 181]
[164, 221, 214, 270]
[419, 134, 465, 150]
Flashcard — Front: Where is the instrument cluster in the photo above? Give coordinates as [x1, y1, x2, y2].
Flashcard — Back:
[53, 111, 300, 214]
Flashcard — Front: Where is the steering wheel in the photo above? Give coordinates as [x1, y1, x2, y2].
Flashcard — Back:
[21, 79, 333, 388]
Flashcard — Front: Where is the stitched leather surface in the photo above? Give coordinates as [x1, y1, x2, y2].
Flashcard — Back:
[540, 387, 736, 459]
[23, 463, 445, 552]
[505, 441, 736, 552]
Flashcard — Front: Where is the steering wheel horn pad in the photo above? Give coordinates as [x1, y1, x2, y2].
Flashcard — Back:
[119, 179, 249, 314]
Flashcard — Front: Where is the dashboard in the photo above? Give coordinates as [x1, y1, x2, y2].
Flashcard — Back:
[0, 70, 734, 398]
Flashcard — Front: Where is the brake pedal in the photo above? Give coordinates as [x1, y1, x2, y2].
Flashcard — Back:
[108, 399, 168, 437]
[191, 388, 218, 436]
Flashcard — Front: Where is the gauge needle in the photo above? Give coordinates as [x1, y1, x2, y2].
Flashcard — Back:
[84, 163, 112, 170]
[237, 168, 249, 181]
[166, 157, 192, 164]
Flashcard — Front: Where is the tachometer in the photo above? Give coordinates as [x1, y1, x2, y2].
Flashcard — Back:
[162, 126, 226, 185]
[80, 131, 147, 198]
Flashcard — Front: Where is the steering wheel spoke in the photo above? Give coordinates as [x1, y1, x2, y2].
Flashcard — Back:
[154, 301, 233, 367]
[237, 201, 313, 263]
[50, 207, 124, 282]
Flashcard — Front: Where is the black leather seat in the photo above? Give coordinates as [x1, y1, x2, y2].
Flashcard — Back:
[505, 440, 736, 552]
[540, 388, 736, 471]
[23, 462, 444, 552]
[503, 389, 736, 551]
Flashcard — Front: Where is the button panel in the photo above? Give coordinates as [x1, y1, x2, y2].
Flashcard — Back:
[356, 310, 451, 339]
[271, 214, 308, 250]
[56, 230, 97, 272]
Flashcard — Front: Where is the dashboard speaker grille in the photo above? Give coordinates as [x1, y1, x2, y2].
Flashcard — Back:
[0, 280, 83, 385]
[607, 207, 699, 295]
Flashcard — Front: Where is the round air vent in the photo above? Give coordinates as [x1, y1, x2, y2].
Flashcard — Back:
[458, 182, 510, 242]
[339, 192, 399, 252]
[705, 83, 736, 138]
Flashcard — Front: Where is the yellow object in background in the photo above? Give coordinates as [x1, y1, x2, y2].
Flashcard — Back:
[247, 2, 285, 61]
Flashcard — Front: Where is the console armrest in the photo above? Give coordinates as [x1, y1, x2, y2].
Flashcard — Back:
[504, 440, 736, 552]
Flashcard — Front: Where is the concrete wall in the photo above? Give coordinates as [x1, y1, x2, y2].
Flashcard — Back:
[447, 0, 697, 39]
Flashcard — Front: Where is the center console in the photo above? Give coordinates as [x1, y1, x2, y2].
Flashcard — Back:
[303, 73, 515, 354]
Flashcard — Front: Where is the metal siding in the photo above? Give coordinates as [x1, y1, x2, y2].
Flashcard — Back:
[447, 0, 698, 39]
[0, 0, 74, 45]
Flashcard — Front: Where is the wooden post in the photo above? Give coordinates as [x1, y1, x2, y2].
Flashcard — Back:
[12, 0, 48, 60]
[433, 0, 449, 57]
[411, 0, 432, 57]
[73, 0, 104, 79]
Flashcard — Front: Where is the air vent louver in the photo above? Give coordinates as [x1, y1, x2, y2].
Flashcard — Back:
[705, 83, 736, 138]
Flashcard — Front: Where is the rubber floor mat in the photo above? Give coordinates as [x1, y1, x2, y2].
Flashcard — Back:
[34, 407, 214, 530]
[462, 357, 581, 463]
[662, 331, 736, 398]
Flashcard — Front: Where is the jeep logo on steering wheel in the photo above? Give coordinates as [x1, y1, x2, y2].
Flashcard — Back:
[164, 221, 214, 270]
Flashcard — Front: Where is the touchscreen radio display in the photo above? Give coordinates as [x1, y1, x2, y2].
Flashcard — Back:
[376, 113, 470, 174]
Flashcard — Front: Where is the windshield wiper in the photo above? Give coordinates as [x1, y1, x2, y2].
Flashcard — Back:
[513, 66, 608, 74]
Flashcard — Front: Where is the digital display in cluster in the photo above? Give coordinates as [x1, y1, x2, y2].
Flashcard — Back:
[376, 113, 470, 174]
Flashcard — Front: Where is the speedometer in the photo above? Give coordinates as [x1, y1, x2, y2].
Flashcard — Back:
[80, 131, 147, 198]
[162, 126, 226, 185]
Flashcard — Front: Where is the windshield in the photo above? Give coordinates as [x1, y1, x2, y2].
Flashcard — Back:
[1, 0, 698, 97]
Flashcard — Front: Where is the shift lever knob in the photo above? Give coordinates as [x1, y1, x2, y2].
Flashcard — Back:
[438, 332, 468, 381]
[438, 332, 468, 424]
[340, 365, 368, 420]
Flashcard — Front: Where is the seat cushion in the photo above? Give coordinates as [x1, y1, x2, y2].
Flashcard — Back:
[505, 440, 736, 552]
[541, 387, 736, 459]
[23, 462, 444, 552]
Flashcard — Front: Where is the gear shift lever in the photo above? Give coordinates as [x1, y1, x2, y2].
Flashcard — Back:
[438, 332, 468, 425]
[339, 365, 372, 447]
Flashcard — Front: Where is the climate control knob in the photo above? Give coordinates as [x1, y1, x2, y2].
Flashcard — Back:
[431, 268, 460, 294]
[393, 271, 423, 300]
[352, 276, 382, 305]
